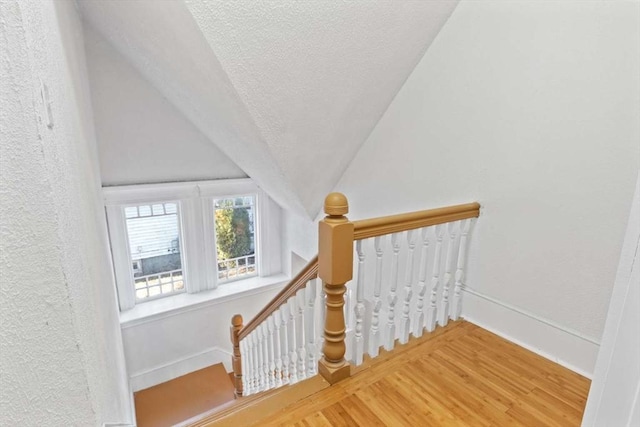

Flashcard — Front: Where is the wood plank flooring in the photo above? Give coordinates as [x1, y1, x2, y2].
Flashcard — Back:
[254, 321, 591, 427]
[135, 363, 235, 427]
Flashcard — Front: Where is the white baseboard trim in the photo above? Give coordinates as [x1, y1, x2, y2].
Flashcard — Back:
[461, 287, 599, 379]
[130, 346, 233, 392]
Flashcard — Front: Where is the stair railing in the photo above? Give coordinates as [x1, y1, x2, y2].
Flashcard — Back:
[231, 193, 480, 397]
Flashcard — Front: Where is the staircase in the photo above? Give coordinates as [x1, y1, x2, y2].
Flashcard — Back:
[133, 193, 592, 426]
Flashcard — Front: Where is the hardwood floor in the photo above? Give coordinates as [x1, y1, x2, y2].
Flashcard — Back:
[135, 363, 235, 427]
[253, 321, 591, 427]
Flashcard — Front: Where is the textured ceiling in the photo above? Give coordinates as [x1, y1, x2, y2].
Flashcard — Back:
[78, 0, 458, 217]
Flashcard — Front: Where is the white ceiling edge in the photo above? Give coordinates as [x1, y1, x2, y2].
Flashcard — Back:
[185, 0, 460, 217]
[77, 0, 308, 217]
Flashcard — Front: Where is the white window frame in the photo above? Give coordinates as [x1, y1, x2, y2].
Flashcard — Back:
[103, 179, 280, 311]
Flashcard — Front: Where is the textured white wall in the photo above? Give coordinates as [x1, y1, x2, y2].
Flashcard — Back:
[83, 25, 246, 186]
[335, 1, 639, 375]
[1, 1, 132, 425]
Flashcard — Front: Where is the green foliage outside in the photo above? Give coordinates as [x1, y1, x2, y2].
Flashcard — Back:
[215, 203, 253, 261]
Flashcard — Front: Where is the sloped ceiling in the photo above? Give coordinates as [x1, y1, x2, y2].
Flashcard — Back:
[78, 0, 458, 218]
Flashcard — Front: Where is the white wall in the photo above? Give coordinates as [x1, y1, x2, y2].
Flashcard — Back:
[83, 25, 246, 186]
[1, 1, 132, 425]
[334, 0, 639, 375]
[281, 208, 318, 277]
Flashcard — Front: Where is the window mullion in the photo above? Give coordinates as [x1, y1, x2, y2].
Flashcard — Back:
[202, 197, 219, 290]
[106, 204, 136, 311]
[181, 197, 205, 294]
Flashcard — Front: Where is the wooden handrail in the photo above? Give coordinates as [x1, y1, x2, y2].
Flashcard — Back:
[353, 202, 480, 240]
[238, 256, 318, 341]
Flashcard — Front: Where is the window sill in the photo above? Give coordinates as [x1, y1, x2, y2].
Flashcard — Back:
[120, 274, 289, 329]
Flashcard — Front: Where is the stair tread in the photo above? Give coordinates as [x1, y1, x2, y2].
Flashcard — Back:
[135, 363, 235, 427]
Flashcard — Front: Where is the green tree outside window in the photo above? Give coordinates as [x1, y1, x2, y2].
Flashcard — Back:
[215, 201, 254, 261]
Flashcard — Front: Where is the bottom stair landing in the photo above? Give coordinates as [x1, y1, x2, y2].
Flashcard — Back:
[134, 363, 235, 427]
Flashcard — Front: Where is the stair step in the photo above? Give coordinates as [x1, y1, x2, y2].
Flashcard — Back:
[134, 363, 235, 427]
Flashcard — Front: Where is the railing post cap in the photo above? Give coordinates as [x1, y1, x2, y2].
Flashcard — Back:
[232, 314, 243, 327]
[324, 193, 348, 216]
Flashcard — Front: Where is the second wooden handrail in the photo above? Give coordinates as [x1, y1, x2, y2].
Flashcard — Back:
[353, 202, 480, 240]
[238, 256, 318, 341]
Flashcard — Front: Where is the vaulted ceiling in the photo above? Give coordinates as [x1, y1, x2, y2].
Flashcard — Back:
[78, 0, 458, 218]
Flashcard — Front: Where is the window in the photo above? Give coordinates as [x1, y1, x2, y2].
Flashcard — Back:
[104, 179, 280, 311]
[125, 202, 185, 301]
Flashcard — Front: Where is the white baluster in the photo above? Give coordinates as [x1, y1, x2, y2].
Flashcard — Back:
[267, 316, 277, 388]
[305, 279, 318, 375]
[426, 224, 445, 332]
[413, 227, 430, 337]
[246, 338, 254, 395]
[400, 230, 417, 344]
[261, 323, 270, 390]
[385, 233, 401, 350]
[287, 297, 298, 384]
[251, 332, 259, 393]
[273, 311, 283, 387]
[256, 326, 265, 391]
[296, 291, 306, 380]
[280, 305, 290, 385]
[368, 236, 383, 357]
[249, 333, 257, 394]
[451, 219, 472, 320]
[353, 240, 366, 365]
[439, 222, 458, 326]
[240, 339, 248, 394]
[318, 283, 326, 360]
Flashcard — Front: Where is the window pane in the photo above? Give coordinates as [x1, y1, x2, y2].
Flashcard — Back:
[138, 205, 152, 217]
[152, 204, 165, 216]
[214, 196, 257, 282]
[164, 203, 177, 214]
[126, 202, 185, 301]
[125, 207, 138, 218]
